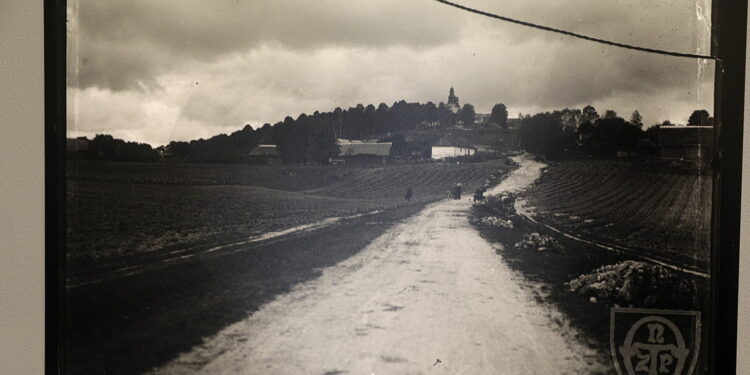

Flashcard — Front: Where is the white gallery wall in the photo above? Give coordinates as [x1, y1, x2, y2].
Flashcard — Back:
[0, 1, 45, 374]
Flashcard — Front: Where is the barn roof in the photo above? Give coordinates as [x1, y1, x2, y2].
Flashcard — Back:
[337, 139, 392, 156]
[247, 144, 280, 157]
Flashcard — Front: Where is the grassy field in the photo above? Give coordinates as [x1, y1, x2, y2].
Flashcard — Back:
[67, 159, 511, 275]
[523, 160, 712, 271]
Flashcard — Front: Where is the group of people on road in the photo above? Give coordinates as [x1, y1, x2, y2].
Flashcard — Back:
[404, 182, 486, 202]
[473, 186, 486, 202]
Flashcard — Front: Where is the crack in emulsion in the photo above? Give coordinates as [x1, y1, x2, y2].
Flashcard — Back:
[695, 1, 711, 101]
[694, 0, 712, 179]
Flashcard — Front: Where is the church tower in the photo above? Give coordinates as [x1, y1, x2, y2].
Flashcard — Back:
[447, 86, 460, 113]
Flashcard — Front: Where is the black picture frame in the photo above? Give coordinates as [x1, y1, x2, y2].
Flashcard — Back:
[709, 0, 747, 374]
[43, 0, 748, 373]
[45, 0, 67, 374]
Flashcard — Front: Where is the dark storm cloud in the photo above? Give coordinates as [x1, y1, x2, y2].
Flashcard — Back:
[71, 0, 710, 92]
[71, 0, 465, 91]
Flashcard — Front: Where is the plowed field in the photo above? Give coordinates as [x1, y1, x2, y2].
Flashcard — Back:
[524, 160, 711, 271]
[67, 160, 511, 274]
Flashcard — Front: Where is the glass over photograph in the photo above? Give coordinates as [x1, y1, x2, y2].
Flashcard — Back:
[65, 0, 717, 374]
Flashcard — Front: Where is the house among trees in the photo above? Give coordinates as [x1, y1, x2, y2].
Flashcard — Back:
[244, 144, 281, 164]
[656, 125, 713, 167]
[431, 134, 476, 159]
[337, 139, 392, 163]
[506, 118, 521, 128]
[474, 113, 492, 124]
[157, 146, 174, 160]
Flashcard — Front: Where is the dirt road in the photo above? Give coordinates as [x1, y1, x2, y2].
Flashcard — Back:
[154, 154, 605, 375]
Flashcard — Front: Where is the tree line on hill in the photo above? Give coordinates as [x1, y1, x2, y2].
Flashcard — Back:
[164, 100, 477, 163]
[75, 99, 511, 163]
[518, 107, 713, 159]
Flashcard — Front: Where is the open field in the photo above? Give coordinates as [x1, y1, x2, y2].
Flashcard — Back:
[523, 160, 711, 271]
[65, 159, 514, 374]
[67, 159, 511, 276]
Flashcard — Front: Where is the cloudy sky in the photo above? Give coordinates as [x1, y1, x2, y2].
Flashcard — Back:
[67, 0, 714, 146]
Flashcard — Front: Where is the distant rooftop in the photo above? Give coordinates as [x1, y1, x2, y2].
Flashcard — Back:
[337, 139, 392, 156]
[247, 144, 280, 157]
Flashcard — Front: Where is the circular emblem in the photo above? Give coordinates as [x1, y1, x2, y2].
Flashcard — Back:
[619, 315, 690, 375]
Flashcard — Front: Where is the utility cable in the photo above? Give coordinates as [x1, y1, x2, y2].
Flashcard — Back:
[433, 0, 717, 61]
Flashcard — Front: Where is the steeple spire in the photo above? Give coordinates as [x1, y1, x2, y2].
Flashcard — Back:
[447, 85, 460, 113]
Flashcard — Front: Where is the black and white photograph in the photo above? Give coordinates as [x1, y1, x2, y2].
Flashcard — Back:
[64, 0, 722, 374]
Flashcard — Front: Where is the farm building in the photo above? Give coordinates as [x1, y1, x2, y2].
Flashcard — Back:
[338, 139, 392, 156]
[657, 126, 713, 166]
[431, 134, 476, 159]
[244, 144, 281, 164]
[337, 139, 392, 163]
[474, 113, 491, 124]
[157, 146, 174, 159]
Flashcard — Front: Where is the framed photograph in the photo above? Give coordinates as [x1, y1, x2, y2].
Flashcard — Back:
[47, 0, 747, 374]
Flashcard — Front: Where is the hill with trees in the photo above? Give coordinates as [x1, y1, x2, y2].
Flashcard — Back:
[159, 99, 484, 164]
[72, 96, 712, 165]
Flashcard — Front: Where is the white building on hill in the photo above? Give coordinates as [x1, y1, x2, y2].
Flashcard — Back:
[431, 134, 476, 159]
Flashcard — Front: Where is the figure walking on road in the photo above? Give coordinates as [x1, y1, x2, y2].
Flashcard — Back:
[405, 186, 413, 201]
[451, 183, 462, 200]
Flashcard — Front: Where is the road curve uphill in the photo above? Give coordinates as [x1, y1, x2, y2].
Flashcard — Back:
[153, 154, 606, 375]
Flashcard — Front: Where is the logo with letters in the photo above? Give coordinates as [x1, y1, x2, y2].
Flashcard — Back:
[611, 308, 701, 375]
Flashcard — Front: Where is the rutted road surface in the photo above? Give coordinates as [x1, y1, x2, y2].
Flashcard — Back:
[154, 154, 605, 375]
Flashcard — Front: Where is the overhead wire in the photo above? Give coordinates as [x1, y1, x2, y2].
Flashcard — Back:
[432, 0, 717, 61]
